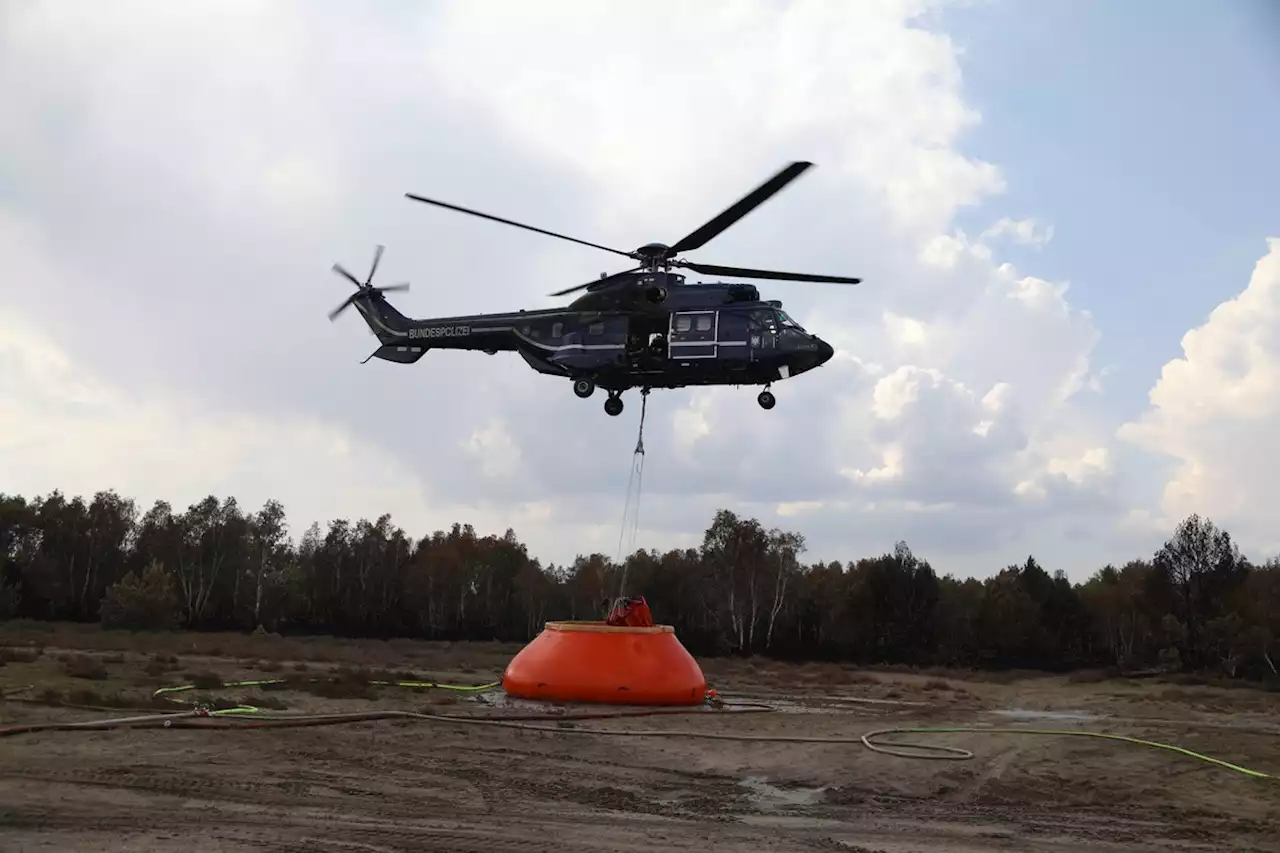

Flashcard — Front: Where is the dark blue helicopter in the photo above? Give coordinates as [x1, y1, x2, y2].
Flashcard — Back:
[329, 162, 858, 417]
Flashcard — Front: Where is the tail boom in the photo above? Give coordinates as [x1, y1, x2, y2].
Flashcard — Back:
[350, 297, 569, 357]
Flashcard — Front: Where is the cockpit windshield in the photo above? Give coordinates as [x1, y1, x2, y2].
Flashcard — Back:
[777, 310, 805, 331]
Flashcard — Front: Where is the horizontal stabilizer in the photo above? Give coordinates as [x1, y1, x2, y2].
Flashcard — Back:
[369, 344, 428, 364]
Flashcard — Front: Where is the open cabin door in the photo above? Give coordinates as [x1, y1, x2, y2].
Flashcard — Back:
[748, 307, 779, 359]
[668, 310, 718, 359]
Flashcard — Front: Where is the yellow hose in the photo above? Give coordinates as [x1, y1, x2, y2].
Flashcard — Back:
[151, 677, 501, 713]
[60, 679, 1262, 781]
[195, 710, 1276, 780]
[859, 726, 1276, 778]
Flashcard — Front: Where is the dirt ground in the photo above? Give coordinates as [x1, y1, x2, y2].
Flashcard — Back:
[1, 624, 1278, 853]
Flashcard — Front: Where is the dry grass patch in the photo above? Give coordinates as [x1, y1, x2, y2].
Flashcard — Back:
[61, 654, 109, 681]
[1, 646, 43, 664]
[143, 653, 181, 676]
[244, 693, 289, 710]
[0, 620, 524, 676]
[180, 670, 224, 690]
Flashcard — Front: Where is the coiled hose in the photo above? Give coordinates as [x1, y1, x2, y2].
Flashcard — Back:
[2, 678, 1274, 780]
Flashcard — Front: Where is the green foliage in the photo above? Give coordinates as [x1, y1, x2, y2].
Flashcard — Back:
[100, 560, 179, 631]
[0, 584, 17, 620]
[0, 487, 1277, 682]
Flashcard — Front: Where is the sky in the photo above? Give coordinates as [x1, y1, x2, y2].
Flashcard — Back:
[2, 0, 1278, 580]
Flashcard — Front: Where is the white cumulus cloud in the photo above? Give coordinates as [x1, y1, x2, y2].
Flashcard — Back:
[1119, 238, 1280, 557]
[0, 0, 1132, 576]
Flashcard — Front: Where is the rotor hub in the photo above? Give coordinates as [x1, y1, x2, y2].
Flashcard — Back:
[633, 242, 672, 262]
[328, 244, 411, 322]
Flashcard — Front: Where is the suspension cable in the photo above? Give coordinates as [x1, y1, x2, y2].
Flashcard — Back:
[614, 389, 649, 597]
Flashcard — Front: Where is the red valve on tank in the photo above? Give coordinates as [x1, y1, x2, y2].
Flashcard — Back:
[605, 596, 655, 628]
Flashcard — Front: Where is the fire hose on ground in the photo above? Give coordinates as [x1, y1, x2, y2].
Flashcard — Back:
[0, 676, 1274, 780]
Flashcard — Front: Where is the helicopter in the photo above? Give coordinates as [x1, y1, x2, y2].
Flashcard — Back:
[328, 161, 860, 417]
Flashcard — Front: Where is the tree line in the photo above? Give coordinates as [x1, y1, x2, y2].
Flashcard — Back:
[1, 489, 1277, 680]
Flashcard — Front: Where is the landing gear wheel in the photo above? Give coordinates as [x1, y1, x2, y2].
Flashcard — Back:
[604, 395, 624, 417]
[573, 379, 595, 399]
[758, 390, 776, 410]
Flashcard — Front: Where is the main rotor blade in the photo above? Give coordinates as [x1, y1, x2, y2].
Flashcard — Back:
[377, 282, 410, 293]
[666, 161, 814, 255]
[405, 192, 635, 260]
[366, 244, 385, 286]
[548, 267, 641, 297]
[332, 263, 362, 288]
[678, 260, 861, 284]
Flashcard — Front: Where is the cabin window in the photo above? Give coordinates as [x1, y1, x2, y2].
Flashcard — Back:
[695, 315, 713, 332]
[588, 321, 604, 336]
[551, 322, 563, 338]
[674, 316, 692, 333]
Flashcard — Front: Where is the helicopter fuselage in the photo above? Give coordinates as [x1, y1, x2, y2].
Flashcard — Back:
[351, 277, 834, 414]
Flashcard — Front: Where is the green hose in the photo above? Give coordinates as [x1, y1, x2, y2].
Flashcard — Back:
[6, 685, 1277, 780]
[390, 715, 1273, 780]
[11, 706, 1271, 780]
[111, 679, 1275, 780]
[152, 676, 502, 714]
[859, 726, 1276, 779]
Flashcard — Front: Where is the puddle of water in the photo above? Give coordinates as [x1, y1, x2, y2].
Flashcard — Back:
[827, 694, 929, 707]
[739, 775, 829, 811]
[716, 692, 896, 714]
[477, 692, 725, 714]
[481, 689, 890, 717]
[989, 708, 1103, 723]
[750, 698, 837, 715]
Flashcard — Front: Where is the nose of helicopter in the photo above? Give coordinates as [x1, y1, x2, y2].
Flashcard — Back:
[792, 336, 835, 375]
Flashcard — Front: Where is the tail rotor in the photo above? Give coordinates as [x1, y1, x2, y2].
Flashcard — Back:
[329, 244, 410, 321]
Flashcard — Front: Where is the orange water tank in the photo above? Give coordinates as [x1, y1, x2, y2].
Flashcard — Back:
[502, 621, 707, 706]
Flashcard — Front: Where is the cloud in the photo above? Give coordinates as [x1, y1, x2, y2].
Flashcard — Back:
[1119, 238, 1280, 558]
[0, 298, 622, 559]
[0, 302, 437, 533]
[980, 217, 1055, 248]
[0, 0, 1120, 575]
[414, 0, 1004, 242]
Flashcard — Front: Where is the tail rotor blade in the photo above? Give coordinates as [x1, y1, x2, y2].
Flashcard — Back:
[333, 263, 362, 288]
[328, 294, 357, 321]
[366, 244, 385, 286]
[331, 246, 408, 323]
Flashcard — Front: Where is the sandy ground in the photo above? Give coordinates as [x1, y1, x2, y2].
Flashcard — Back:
[1, 633, 1278, 853]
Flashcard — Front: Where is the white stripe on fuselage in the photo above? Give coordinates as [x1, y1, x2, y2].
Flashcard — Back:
[357, 302, 761, 355]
